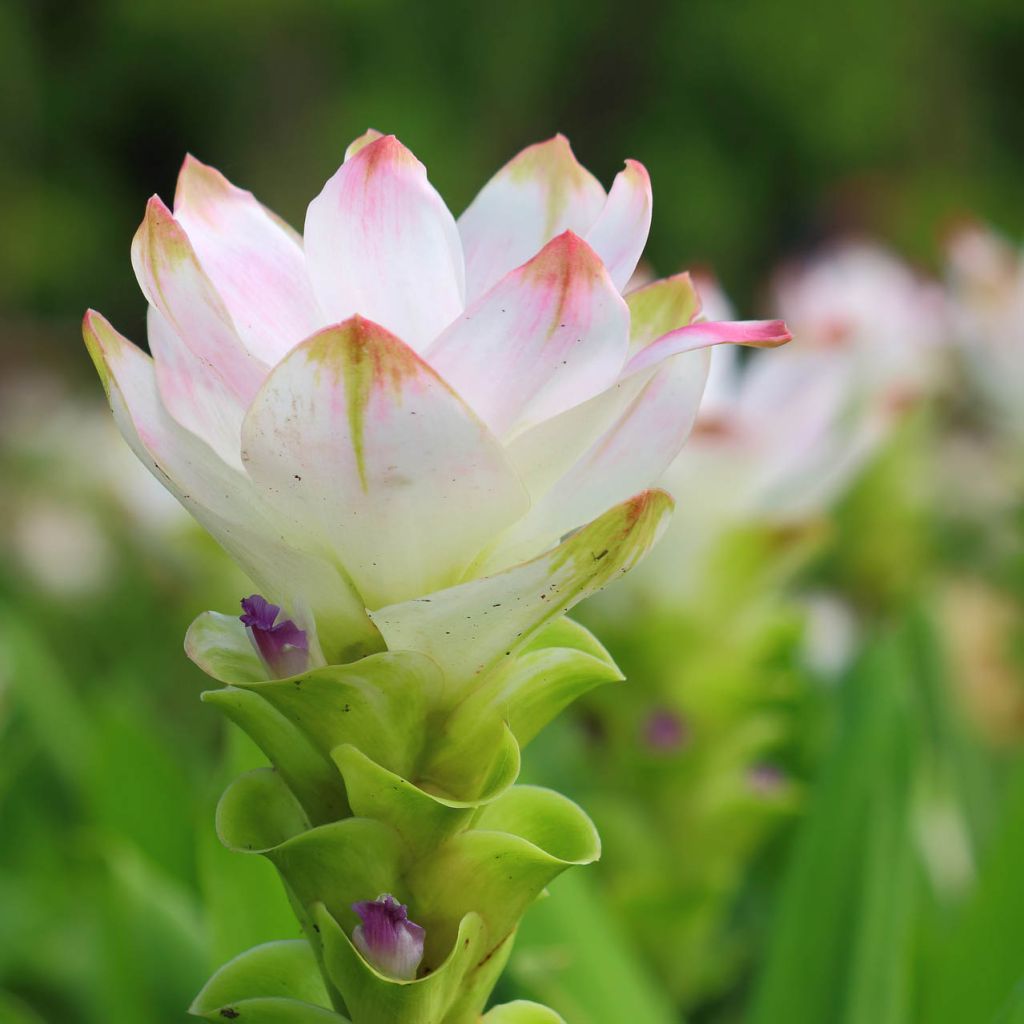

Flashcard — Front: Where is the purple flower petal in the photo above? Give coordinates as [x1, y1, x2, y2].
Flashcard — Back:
[240, 594, 280, 631]
[351, 893, 425, 980]
[643, 708, 689, 752]
[239, 594, 309, 678]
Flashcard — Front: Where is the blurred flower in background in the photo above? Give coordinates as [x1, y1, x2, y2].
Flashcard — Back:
[946, 224, 1024, 445]
[773, 242, 950, 410]
[1, 369, 189, 598]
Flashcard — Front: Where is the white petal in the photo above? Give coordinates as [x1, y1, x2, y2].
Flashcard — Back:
[240, 316, 530, 609]
[503, 376, 649, 505]
[458, 135, 606, 303]
[304, 135, 464, 352]
[488, 350, 710, 568]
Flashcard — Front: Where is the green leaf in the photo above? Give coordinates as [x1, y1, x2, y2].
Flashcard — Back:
[748, 631, 916, 1024]
[923, 760, 1024, 1024]
[840, 698, 917, 1024]
[991, 985, 1024, 1024]
[0, 607, 94, 793]
[0, 991, 46, 1023]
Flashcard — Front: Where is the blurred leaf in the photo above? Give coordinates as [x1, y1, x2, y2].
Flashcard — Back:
[91, 841, 208, 1024]
[0, 606, 94, 791]
[199, 727, 302, 969]
[748, 630, 917, 1024]
[0, 990, 46, 1023]
[992, 984, 1024, 1024]
[923, 759, 1024, 1024]
[509, 869, 678, 1024]
[841, 705, 917, 1024]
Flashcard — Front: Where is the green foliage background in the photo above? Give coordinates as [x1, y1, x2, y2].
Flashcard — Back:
[3, 0, 1023, 336]
[1, 2, 1023, 1023]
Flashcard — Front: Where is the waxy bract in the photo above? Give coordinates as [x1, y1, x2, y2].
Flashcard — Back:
[84, 131, 789, 677]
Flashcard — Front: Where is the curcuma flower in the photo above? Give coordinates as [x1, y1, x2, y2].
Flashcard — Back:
[946, 224, 1024, 443]
[84, 131, 788, 677]
[86, 132, 790, 1024]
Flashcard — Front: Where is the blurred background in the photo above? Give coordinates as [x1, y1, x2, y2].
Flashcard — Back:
[1, 1, 1023, 1022]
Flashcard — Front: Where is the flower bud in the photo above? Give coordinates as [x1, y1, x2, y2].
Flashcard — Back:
[748, 762, 786, 796]
[239, 594, 309, 678]
[643, 707, 689, 752]
[351, 894, 425, 981]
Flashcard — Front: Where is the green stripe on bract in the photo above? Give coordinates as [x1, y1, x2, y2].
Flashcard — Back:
[304, 317, 422, 492]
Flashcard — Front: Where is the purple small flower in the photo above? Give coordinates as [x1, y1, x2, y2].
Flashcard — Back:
[643, 708, 689, 752]
[748, 762, 786, 796]
[239, 594, 309, 678]
[351, 894, 425, 980]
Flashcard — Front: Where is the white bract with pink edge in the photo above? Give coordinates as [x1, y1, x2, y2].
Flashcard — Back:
[85, 130, 789, 675]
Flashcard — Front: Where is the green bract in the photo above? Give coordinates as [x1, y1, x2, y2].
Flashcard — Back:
[193, 612, 617, 1023]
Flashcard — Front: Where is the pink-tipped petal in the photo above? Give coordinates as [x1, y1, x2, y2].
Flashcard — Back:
[626, 273, 702, 353]
[131, 196, 267, 417]
[83, 310, 380, 664]
[173, 155, 321, 365]
[304, 135, 465, 352]
[585, 160, 653, 291]
[497, 297, 760, 549]
[458, 135, 607, 303]
[487, 349, 710, 569]
[345, 128, 385, 162]
[370, 490, 674, 688]
[625, 319, 792, 377]
[427, 231, 630, 439]
[240, 316, 529, 609]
